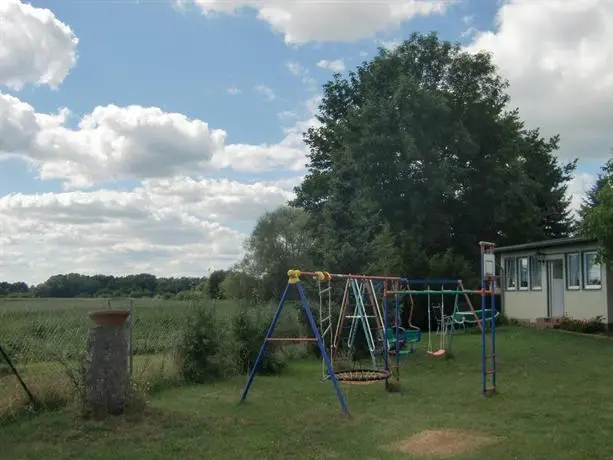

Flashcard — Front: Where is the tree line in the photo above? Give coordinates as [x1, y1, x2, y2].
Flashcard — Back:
[2, 32, 612, 302]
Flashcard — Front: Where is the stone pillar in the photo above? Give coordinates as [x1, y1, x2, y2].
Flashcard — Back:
[84, 310, 130, 418]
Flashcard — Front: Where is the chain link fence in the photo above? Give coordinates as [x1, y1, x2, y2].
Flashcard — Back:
[0, 297, 192, 423]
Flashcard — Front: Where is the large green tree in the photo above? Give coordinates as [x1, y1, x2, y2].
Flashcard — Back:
[578, 157, 612, 221]
[582, 159, 613, 262]
[292, 32, 575, 277]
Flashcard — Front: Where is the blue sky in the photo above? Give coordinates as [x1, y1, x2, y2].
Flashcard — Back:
[0, 0, 611, 283]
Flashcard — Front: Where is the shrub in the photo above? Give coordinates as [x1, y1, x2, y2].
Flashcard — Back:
[176, 302, 232, 383]
[231, 306, 287, 375]
[554, 315, 606, 334]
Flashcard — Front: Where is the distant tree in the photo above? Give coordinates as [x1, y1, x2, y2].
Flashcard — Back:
[219, 270, 261, 302]
[7, 273, 205, 299]
[582, 159, 613, 262]
[241, 206, 314, 300]
[207, 270, 228, 300]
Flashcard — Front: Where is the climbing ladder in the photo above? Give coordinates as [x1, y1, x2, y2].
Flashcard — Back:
[333, 278, 384, 367]
[480, 241, 497, 396]
[318, 276, 333, 380]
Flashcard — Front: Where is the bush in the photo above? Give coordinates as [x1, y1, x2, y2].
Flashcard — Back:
[554, 315, 606, 334]
[176, 302, 232, 383]
[231, 306, 287, 375]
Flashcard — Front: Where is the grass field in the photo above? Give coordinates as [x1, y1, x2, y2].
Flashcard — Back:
[0, 297, 197, 362]
[1, 325, 612, 459]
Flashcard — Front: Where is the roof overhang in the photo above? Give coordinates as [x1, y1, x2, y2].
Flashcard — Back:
[494, 236, 598, 254]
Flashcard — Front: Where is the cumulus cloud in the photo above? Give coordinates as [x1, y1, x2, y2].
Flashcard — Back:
[0, 177, 297, 283]
[466, 0, 613, 164]
[0, 0, 78, 90]
[0, 94, 228, 188]
[254, 84, 276, 101]
[0, 91, 317, 187]
[186, 0, 448, 44]
[316, 59, 346, 72]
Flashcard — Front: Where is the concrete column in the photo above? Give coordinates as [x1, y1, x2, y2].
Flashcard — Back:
[84, 310, 130, 418]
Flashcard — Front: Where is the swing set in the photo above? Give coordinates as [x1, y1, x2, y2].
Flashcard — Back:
[239, 242, 499, 416]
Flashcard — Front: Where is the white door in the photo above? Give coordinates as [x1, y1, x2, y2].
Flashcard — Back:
[547, 260, 564, 317]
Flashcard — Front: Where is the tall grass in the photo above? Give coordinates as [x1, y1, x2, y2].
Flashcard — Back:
[0, 296, 316, 423]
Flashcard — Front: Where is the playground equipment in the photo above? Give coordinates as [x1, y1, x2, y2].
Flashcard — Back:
[332, 277, 384, 371]
[479, 241, 498, 395]
[239, 243, 499, 415]
[384, 280, 421, 357]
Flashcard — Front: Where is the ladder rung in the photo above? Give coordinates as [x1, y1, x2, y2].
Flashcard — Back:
[485, 370, 496, 375]
[321, 325, 332, 337]
[486, 354, 495, 358]
[345, 315, 376, 318]
[484, 387, 496, 393]
[320, 315, 331, 323]
[267, 337, 317, 343]
[319, 287, 332, 294]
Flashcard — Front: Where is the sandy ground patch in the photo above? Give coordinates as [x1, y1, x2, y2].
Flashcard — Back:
[386, 429, 498, 457]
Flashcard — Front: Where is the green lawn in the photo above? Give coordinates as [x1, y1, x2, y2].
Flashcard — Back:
[1, 326, 612, 459]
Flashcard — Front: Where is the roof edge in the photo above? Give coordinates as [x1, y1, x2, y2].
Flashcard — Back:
[494, 236, 598, 253]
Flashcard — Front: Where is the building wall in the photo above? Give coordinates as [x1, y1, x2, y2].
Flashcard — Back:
[607, 266, 613, 322]
[500, 250, 547, 322]
[499, 242, 609, 324]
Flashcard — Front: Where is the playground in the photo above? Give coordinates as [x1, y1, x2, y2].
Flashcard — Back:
[2, 242, 611, 459]
[2, 326, 612, 459]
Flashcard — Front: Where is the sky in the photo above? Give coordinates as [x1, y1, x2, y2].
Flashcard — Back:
[0, 0, 611, 285]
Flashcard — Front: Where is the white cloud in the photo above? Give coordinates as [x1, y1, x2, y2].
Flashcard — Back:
[186, 0, 448, 44]
[286, 61, 316, 89]
[567, 171, 598, 215]
[0, 93, 228, 188]
[254, 84, 276, 101]
[0, 177, 298, 283]
[0, 90, 319, 187]
[466, 0, 613, 164]
[0, 0, 78, 90]
[316, 59, 346, 73]
[226, 87, 241, 95]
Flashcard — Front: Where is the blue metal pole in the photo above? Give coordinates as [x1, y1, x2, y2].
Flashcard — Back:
[383, 286, 389, 386]
[480, 247, 487, 396]
[296, 281, 350, 416]
[240, 282, 292, 403]
[395, 293, 401, 367]
[491, 276, 497, 390]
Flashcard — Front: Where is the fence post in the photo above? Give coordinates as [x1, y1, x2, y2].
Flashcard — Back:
[128, 299, 134, 378]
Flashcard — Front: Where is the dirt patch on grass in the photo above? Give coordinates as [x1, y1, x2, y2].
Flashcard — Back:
[387, 429, 497, 457]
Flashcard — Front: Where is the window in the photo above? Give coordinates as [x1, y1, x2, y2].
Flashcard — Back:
[566, 253, 580, 290]
[518, 257, 529, 290]
[529, 256, 542, 290]
[583, 251, 602, 289]
[504, 257, 516, 290]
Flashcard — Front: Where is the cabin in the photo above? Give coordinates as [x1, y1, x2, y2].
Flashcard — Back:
[495, 237, 613, 328]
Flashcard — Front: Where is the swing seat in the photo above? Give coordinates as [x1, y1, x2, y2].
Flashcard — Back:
[385, 327, 422, 345]
[427, 349, 446, 357]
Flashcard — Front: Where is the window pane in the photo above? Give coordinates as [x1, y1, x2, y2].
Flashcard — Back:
[529, 256, 542, 288]
[566, 253, 580, 288]
[583, 252, 602, 287]
[518, 257, 529, 289]
[505, 258, 516, 289]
